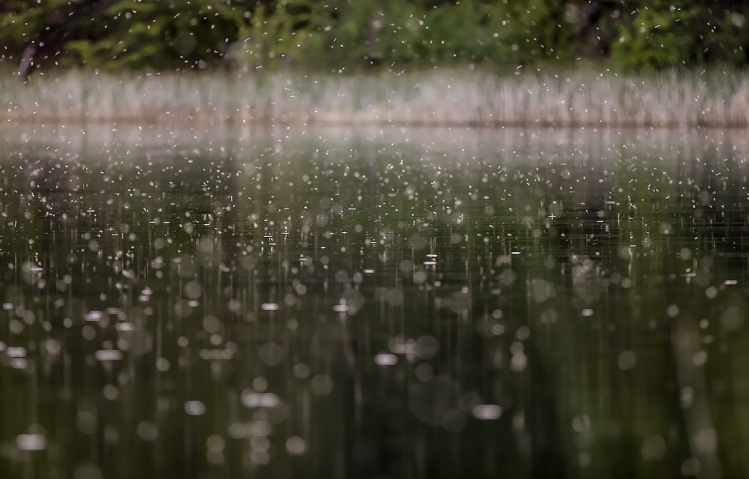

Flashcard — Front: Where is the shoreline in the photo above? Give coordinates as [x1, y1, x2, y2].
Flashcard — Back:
[5, 116, 749, 130]
[2, 68, 749, 128]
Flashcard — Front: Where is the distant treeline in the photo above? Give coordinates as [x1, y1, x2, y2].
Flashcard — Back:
[1, 0, 748, 79]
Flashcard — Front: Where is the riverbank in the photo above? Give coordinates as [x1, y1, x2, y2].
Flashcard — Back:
[2, 68, 749, 128]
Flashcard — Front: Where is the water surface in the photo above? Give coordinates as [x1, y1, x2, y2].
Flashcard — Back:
[1, 125, 749, 479]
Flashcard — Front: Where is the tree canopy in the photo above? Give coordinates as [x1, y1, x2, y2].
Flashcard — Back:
[1, 0, 748, 78]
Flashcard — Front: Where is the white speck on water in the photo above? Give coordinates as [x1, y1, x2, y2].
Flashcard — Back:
[310, 374, 334, 396]
[251, 450, 270, 465]
[241, 391, 281, 408]
[252, 377, 268, 392]
[10, 358, 27, 369]
[84, 311, 103, 322]
[374, 353, 398, 366]
[227, 421, 272, 439]
[385, 288, 404, 307]
[491, 324, 506, 335]
[415, 363, 434, 381]
[293, 363, 310, 379]
[16, 433, 47, 451]
[95, 350, 123, 361]
[184, 281, 202, 300]
[724, 279, 738, 286]
[681, 386, 694, 408]
[472, 404, 502, 420]
[694, 428, 717, 453]
[540, 308, 558, 324]
[416, 336, 439, 359]
[286, 436, 306, 455]
[618, 350, 637, 370]
[206, 435, 225, 454]
[692, 350, 708, 367]
[261, 303, 279, 311]
[199, 349, 233, 360]
[581, 309, 593, 317]
[510, 352, 527, 372]
[184, 400, 206, 416]
[7, 347, 26, 358]
[680, 458, 701, 476]
[641, 435, 667, 461]
[156, 358, 170, 372]
[516, 326, 530, 340]
[258, 341, 285, 366]
[202, 316, 220, 333]
[136, 422, 159, 441]
[572, 415, 591, 432]
[389, 337, 417, 355]
[721, 306, 744, 330]
[228, 299, 241, 312]
[102, 385, 119, 401]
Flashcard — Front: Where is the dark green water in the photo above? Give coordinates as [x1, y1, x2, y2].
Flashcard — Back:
[1, 125, 749, 479]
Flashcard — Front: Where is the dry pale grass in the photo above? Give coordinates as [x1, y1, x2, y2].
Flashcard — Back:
[2, 68, 748, 127]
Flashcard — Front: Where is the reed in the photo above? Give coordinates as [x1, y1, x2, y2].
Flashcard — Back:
[2, 68, 748, 127]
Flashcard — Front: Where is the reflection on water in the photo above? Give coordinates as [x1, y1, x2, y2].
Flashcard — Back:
[1, 125, 749, 478]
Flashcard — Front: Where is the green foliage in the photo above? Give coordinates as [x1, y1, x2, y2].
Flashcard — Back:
[231, 0, 333, 69]
[1, 0, 749, 74]
[609, 1, 749, 70]
[68, 1, 247, 70]
[611, 5, 699, 70]
[257, 1, 537, 70]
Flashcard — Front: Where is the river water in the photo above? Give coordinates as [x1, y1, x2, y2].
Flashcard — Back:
[1, 125, 748, 479]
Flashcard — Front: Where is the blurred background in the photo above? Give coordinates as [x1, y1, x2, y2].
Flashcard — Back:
[1, 0, 748, 80]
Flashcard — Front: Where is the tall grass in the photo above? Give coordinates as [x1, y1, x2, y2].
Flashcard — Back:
[2, 68, 749, 127]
